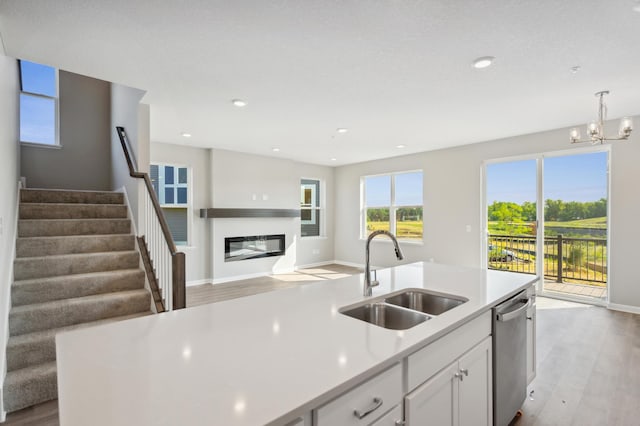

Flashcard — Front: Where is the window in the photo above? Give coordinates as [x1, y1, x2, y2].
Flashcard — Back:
[19, 60, 58, 146]
[301, 179, 322, 237]
[150, 164, 190, 246]
[362, 171, 423, 240]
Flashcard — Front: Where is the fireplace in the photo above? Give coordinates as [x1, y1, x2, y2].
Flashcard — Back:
[224, 234, 286, 262]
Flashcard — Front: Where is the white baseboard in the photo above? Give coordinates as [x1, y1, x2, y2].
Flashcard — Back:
[186, 279, 213, 287]
[1, 180, 21, 419]
[294, 260, 338, 270]
[607, 303, 640, 315]
[333, 259, 364, 269]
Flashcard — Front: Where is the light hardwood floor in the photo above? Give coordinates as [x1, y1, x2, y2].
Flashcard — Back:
[4, 290, 638, 425]
[515, 297, 640, 426]
[186, 264, 362, 307]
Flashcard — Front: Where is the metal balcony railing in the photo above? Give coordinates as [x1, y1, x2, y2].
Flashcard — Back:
[488, 234, 607, 284]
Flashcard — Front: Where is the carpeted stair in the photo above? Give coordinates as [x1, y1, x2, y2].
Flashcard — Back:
[3, 188, 153, 413]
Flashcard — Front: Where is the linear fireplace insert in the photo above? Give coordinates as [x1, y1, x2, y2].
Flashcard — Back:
[224, 234, 286, 262]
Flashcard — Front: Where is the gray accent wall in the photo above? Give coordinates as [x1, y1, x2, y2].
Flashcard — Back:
[21, 70, 111, 190]
[334, 117, 640, 310]
[0, 51, 20, 415]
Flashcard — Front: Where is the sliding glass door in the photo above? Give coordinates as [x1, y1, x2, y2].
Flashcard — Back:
[542, 151, 609, 301]
[484, 148, 609, 304]
[485, 159, 539, 276]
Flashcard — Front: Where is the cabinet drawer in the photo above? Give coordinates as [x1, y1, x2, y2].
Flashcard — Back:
[314, 363, 402, 426]
[407, 310, 491, 391]
[371, 404, 403, 426]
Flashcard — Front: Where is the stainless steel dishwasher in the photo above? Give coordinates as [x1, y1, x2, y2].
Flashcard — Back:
[492, 289, 531, 426]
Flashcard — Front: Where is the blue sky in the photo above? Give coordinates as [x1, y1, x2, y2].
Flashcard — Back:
[486, 152, 608, 204]
[366, 171, 423, 206]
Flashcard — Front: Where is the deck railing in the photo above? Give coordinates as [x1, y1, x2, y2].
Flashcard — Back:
[488, 234, 607, 284]
[116, 126, 185, 311]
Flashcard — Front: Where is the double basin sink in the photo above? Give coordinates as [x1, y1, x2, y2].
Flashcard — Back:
[340, 289, 468, 330]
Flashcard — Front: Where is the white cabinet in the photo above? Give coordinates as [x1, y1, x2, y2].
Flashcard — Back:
[314, 363, 403, 426]
[405, 337, 492, 426]
[371, 405, 403, 426]
[525, 287, 536, 384]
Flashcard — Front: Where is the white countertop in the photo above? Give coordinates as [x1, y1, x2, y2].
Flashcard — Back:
[56, 262, 536, 426]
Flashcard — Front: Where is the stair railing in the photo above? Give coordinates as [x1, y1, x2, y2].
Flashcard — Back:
[116, 126, 186, 311]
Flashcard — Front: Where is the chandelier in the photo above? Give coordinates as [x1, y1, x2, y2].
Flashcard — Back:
[569, 90, 633, 144]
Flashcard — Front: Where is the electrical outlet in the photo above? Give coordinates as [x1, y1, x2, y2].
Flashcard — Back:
[312, 249, 320, 255]
[252, 194, 257, 201]
[262, 194, 269, 201]
[465, 225, 471, 233]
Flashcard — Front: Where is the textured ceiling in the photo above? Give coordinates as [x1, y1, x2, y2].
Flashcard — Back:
[1, 0, 639, 166]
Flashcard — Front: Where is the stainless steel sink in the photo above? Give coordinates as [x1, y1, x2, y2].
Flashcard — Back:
[340, 302, 429, 330]
[384, 290, 467, 316]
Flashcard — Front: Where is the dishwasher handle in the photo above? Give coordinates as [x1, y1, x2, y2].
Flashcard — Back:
[496, 298, 531, 322]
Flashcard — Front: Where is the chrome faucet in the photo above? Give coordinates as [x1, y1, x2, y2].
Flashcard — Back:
[364, 230, 404, 296]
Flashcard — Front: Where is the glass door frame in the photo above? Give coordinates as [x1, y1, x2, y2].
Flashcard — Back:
[481, 145, 611, 305]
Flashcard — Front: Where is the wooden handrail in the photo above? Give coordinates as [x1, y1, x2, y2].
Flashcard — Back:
[116, 126, 186, 309]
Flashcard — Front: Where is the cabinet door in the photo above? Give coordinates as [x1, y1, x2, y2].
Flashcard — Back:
[526, 304, 536, 384]
[370, 405, 403, 426]
[405, 363, 459, 426]
[458, 337, 492, 426]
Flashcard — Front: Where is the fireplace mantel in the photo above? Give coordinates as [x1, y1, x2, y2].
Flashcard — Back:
[199, 208, 300, 219]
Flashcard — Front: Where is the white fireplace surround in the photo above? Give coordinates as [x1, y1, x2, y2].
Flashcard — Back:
[212, 217, 298, 283]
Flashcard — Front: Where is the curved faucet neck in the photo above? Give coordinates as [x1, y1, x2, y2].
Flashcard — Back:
[364, 231, 404, 296]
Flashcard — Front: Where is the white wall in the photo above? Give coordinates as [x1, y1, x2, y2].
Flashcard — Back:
[334, 118, 640, 309]
[210, 149, 335, 281]
[110, 84, 149, 231]
[0, 51, 20, 417]
[150, 142, 212, 284]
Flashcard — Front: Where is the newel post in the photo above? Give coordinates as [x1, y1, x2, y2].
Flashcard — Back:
[172, 252, 186, 310]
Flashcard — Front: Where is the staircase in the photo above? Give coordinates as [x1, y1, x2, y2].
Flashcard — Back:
[3, 188, 153, 413]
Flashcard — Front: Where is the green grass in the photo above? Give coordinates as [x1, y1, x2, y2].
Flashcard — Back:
[367, 221, 423, 239]
[545, 217, 607, 229]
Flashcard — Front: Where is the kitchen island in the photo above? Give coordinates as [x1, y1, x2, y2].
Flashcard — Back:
[56, 262, 536, 425]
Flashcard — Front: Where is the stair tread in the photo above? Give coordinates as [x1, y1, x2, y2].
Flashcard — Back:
[10, 289, 150, 314]
[20, 188, 124, 204]
[4, 361, 57, 385]
[13, 268, 143, 286]
[17, 233, 133, 241]
[19, 218, 130, 222]
[7, 311, 151, 348]
[14, 250, 138, 262]
[20, 202, 127, 207]
[22, 188, 120, 194]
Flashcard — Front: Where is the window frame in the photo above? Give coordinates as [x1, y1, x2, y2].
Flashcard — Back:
[361, 170, 424, 242]
[18, 60, 60, 148]
[150, 163, 192, 246]
[300, 178, 325, 238]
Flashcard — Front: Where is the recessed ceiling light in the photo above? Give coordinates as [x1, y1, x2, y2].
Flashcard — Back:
[181, 132, 192, 138]
[232, 99, 247, 107]
[396, 144, 406, 149]
[272, 148, 280, 152]
[337, 128, 348, 133]
[472, 56, 495, 69]
[330, 158, 337, 161]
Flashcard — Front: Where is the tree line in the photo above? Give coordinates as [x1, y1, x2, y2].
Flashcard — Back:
[367, 207, 423, 222]
[488, 199, 606, 222]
